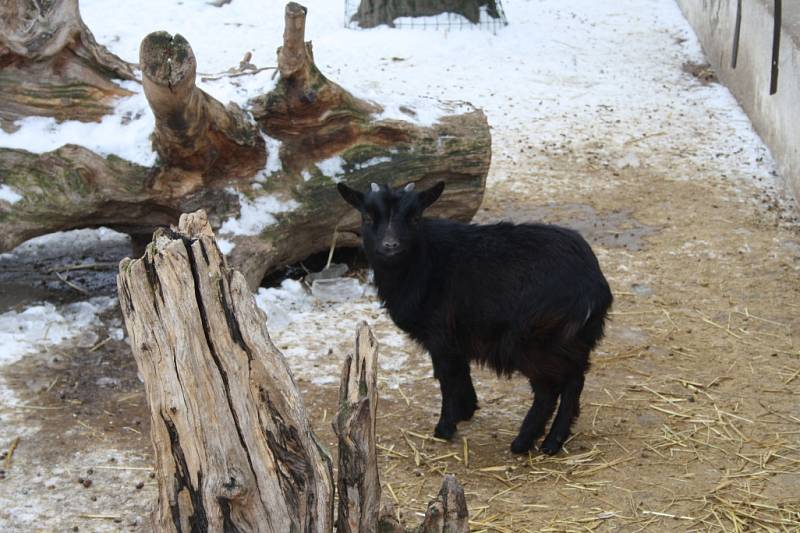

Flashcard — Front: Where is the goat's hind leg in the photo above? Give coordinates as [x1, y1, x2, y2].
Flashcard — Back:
[540, 373, 585, 455]
[510, 381, 558, 454]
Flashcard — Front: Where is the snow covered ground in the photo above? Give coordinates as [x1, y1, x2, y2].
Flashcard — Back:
[1, 0, 797, 530]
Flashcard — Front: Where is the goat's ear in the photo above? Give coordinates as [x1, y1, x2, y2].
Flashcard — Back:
[337, 183, 365, 210]
[419, 181, 445, 210]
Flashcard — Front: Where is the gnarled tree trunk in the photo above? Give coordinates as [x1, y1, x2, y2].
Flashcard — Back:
[0, 0, 135, 130]
[117, 210, 334, 532]
[0, 2, 490, 288]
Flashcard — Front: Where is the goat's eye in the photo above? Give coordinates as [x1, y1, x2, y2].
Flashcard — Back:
[363, 214, 373, 225]
[411, 214, 421, 224]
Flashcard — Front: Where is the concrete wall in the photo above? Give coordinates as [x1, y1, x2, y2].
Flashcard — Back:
[677, 0, 800, 202]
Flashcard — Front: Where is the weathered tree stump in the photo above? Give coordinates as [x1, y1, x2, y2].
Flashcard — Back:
[117, 210, 334, 532]
[1, 2, 490, 288]
[333, 323, 381, 532]
[0, 0, 135, 130]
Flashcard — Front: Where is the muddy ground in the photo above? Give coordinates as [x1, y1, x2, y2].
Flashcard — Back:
[3, 14, 800, 533]
[3, 121, 799, 531]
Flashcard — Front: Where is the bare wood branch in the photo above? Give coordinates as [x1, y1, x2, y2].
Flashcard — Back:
[140, 32, 266, 177]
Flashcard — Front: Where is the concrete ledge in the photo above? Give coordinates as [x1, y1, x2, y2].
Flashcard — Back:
[677, 0, 800, 202]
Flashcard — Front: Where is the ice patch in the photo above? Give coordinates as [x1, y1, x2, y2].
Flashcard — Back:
[0, 184, 23, 204]
[219, 189, 299, 236]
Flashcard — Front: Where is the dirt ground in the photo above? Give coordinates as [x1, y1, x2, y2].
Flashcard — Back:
[3, 103, 799, 532]
[3, 19, 800, 533]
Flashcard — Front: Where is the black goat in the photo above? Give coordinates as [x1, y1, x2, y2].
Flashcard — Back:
[337, 181, 613, 454]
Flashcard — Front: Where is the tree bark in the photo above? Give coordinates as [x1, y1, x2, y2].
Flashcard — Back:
[0, 2, 490, 289]
[350, 0, 502, 28]
[117, 210, 334, 532]
[334, 322, 381, 533]
[0, 0, 135, 130]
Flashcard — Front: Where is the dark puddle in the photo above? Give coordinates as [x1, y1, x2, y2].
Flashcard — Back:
[0, 229, 132, 313]
[495, 203, 658, 251]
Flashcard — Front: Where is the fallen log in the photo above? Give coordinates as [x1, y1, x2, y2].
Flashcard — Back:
[1, 2, 490, 288]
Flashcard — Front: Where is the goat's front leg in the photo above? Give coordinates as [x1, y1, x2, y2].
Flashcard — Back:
[431, 353, 473, 440]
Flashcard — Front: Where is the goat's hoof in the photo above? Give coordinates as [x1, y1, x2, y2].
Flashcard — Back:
[457, 402, 478, 422]
[539, 440, 562, 455]
[510, 436, 532, 454]
[434, 422, 456, 440]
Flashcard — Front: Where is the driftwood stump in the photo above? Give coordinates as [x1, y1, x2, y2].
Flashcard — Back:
[0, 0, 135, 130]
[0, 2, 489, 287]
[117, 210, 334, 532]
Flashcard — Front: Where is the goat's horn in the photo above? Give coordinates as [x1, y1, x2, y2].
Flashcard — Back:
[404, 182, 415, 192]
[371, 183, 380, 192]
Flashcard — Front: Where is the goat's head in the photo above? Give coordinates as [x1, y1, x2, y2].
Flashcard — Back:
[337, 181, 445, 265]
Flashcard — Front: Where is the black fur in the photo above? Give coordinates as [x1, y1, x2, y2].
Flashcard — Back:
[337, 181, 613, 454]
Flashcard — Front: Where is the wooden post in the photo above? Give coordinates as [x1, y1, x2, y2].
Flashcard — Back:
[117, 210, 334, 532]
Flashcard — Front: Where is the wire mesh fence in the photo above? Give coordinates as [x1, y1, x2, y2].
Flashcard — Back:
[344, 0, 508, 33]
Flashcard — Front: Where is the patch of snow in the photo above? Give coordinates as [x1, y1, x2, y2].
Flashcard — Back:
[367, 96, 475, 127]
[613, 152, 642, 170]
[0, 227, 129, 262]
[110, 327, 126, 341]
[259, 133, 283, 179]
[354, 156, 392, 170]
[217, 238, 235, 255]
[0, 297, 117, 366]
[218, 189, 299, 236]
[254, 279, 425, 388]
[0, 184, 23, 204]
[0, 80, 156, 166]
[301, 169, 313, 181]
[316, 155, 346, 182]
